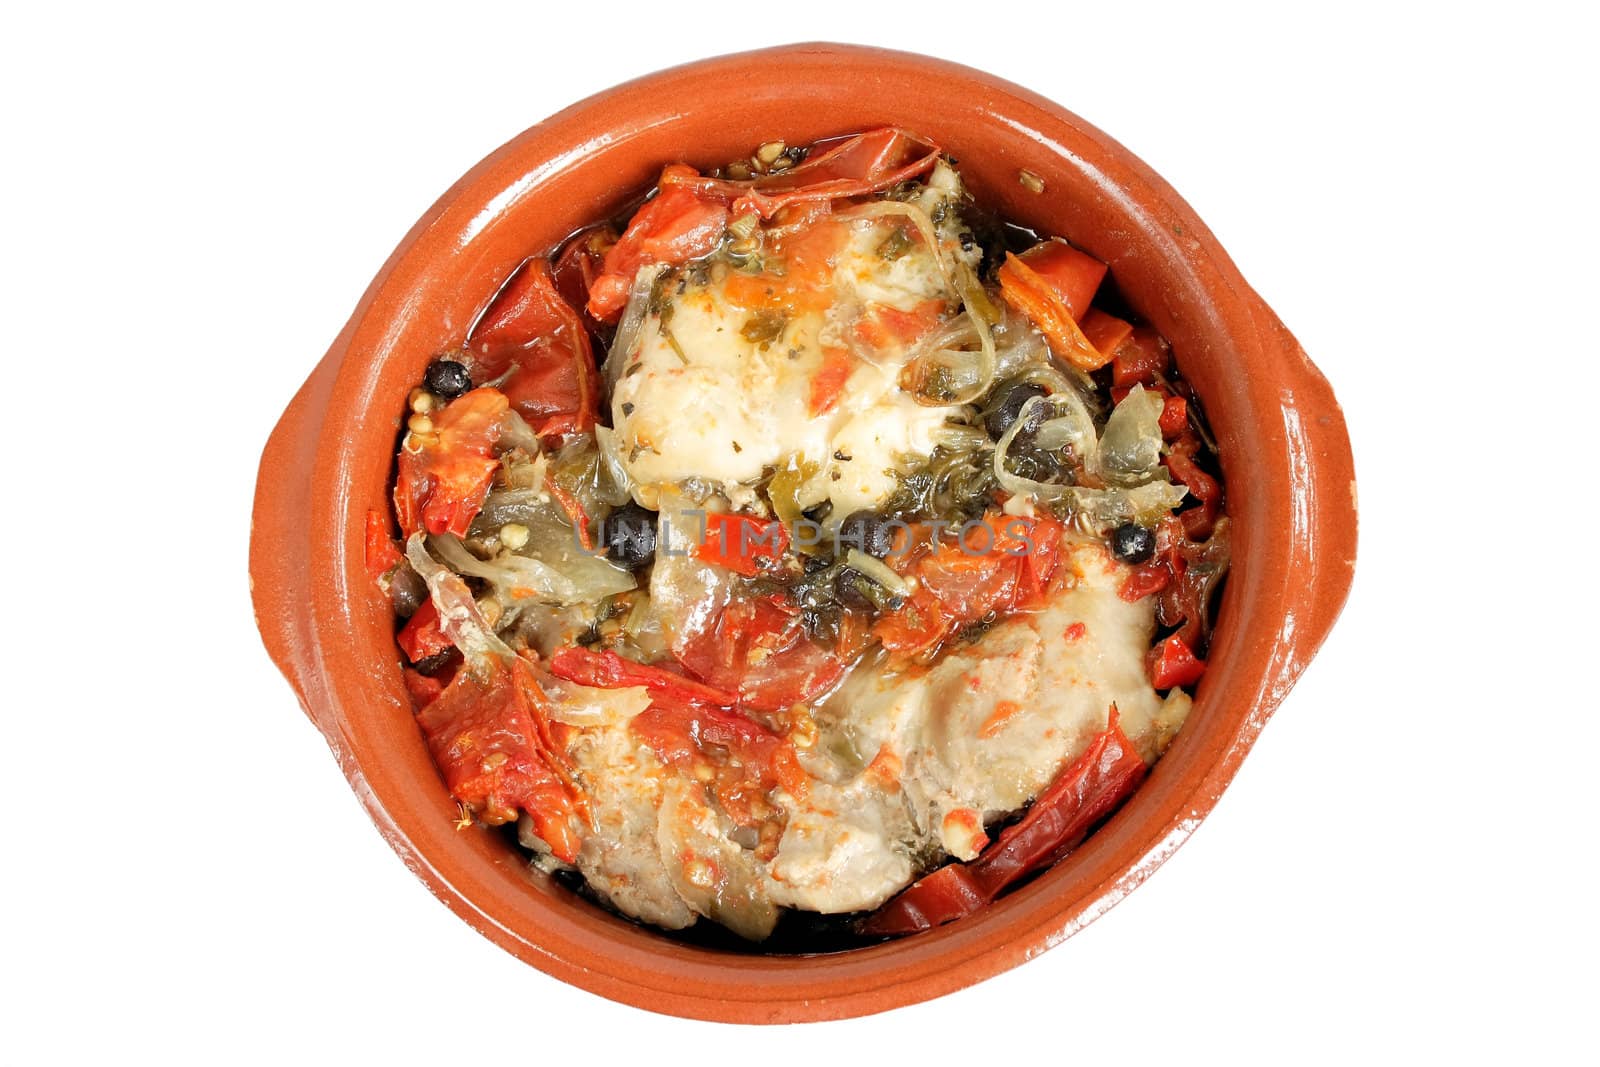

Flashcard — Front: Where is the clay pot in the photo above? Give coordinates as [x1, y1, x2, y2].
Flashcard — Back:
[250, 43, 1356, 1022]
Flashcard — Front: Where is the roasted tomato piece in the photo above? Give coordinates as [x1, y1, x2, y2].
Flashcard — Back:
[696, 513, 789, 577]
[467, 258, 600, 437]
[364, 508, 403, 586]
[587, 164, 730, 322]
[1147, 634, 1206, 689]
[874, 513, 1063, 654]
[416, 656, 584, 861]
[393, 387, 508, 537]
[550, 224, 617, 320]
[663, 127, 941, 219]
[676, 595, 846, 712]
[547, 646, 739, 707]
[396, 599, 451, 664]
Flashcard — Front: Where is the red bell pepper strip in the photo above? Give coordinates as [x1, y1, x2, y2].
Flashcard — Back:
[364, 508, 403, 585]
[393, 387, 508, 537]
[1165, 436, 1224, 541]
[467, 258, 600, 438]
[545, 480, 596, 552]
[1155, 514, 1232, 651]
[396, 599, 451, 664]
[1147, 634, 1206, 689]
[1009, 239, 1106, 320]
[675, 595, 847, 712]
[696, 512, 789, 576]
[547, 646, 740, 707]
[415, 655, 585, 861]
[1079, 307, 1133, 360]
[663, 127, 942, 221]
[1159, 395, 1189, 439]
[998, 243, 1113, 371]
[862, 706, 1146, 936]
[1111, 327, 1170, 388]
[586, 164, 730, 321]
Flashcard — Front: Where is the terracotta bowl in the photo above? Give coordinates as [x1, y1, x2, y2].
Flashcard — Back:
[250, 43, 1356, 1022]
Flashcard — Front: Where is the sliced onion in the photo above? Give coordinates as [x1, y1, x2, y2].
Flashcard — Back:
[604, 262, 665, 390]
[496, 408, 542, 456]
[1095, 384, 1166, 488]
[994, 396, 1067, 503]
[593, 425, 634, 505]
[1031, 386, 1098, 459]
[648, 490, 734, 657]
[431, 532, 580, 603]
[991, 317, 1050, 381]
[1067, 482, 1189, 531]
[844, 549, 911, 598]
[404, 533, 514, 664]
[540, 676, 651, 727]
[931, 422, 992, 454]
[835, 200, 952, 294]
[431, 529, 632, 608]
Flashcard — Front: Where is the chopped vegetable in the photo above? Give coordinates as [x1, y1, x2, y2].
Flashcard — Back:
[548, 645, 740, 707]
[661, 127, 941, 220]
[997, 239, 1116, 373]
[1147, 634, 1206, 689]
[587, 165, 730, 321]
[416, 654, 585, 860]
[675, 595, 847, 712]
[468, 258, 600, 437]
[393, 388, 508, 537]
[696, 513, 789, 577]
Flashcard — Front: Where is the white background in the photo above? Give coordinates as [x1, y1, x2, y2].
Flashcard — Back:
[4, 2, 1595, 1062]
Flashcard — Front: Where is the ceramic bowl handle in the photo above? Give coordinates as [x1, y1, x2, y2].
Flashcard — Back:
[250, 356, 338, 724]
[1252, 296, 1358, 691]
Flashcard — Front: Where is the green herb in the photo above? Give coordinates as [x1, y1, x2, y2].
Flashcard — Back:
[740, 309, 788, 344]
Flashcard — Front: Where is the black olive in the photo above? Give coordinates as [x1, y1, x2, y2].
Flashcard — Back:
[388, 564, 428, 618]
[837, 509, 897, 558]
[424, 358, 472, 399]
[1111, 523, 1156, 564]
[984, 382, 1048, 439]
[603, 502, 658, 571]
